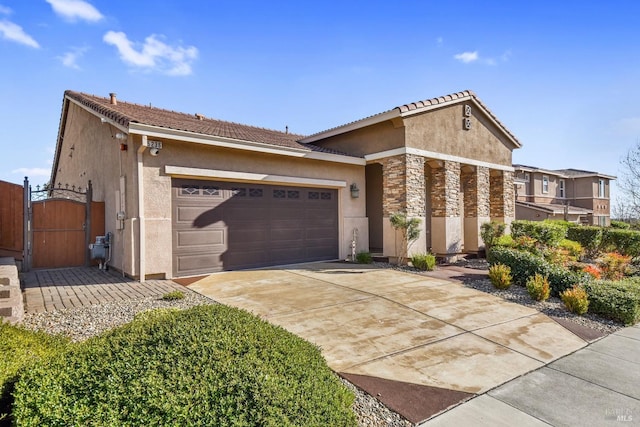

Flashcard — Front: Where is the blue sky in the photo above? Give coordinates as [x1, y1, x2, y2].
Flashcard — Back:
[1, 1, 639, 207]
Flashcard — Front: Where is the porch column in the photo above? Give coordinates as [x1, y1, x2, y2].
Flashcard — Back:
[462, 166, 490, 253]
[490, 170, 515, 227]
[380, 154, 427, 260]
[430, 160, 462, 259]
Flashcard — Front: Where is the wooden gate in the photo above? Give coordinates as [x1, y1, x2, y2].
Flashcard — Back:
[26, 180, 105, 270]
[0, 179, 24, 260]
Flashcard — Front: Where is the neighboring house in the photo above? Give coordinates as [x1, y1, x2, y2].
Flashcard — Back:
[51, 90, 520, 279]
[513, 164, 615, 226]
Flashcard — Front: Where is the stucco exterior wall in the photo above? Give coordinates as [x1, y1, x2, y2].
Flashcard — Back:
[403, 103, 514, 167]
[53, 103, 137, 275]
[310, 120, 405, 157]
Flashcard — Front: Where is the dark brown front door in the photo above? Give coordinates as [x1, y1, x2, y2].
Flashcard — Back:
[172, 179, 339, 276]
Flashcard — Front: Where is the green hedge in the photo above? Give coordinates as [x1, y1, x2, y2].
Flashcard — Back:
[567, 226, 603, 257]
[488, 246, 589, 295]
[583, 279, 640, 325]
[510, 220, 567, 248]
[610, 220, 631, 229]
[601, 228, 640, 257]
[0, 323, 69, 423]
[12, 305, 356, 427]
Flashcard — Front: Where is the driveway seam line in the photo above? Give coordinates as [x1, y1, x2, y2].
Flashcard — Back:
[544, 365, 640, 402]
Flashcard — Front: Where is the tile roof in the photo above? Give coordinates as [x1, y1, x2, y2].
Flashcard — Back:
[516, 201, 593, 215]
[302, 90, 521, 147]
[64, 91, 357, 157]
[514, 164, 616, 180]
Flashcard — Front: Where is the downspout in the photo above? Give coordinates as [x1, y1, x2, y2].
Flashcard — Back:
[137, 136, 147, 282]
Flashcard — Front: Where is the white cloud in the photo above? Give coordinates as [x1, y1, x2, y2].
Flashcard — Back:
[103, 31, 198, 76]
[46, 0, 103, 23]
[11, 167, 50, 177]
[58, 46, 88, 69]
[0, 5, 12, 15]
[454, 51, 478, 63]
[0, 20, 39, 48]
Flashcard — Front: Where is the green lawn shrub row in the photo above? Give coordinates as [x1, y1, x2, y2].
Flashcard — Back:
[600, 228, 640, 258]
[488, 246, 589, 295]
[566, 226, 603, 257]
[583, 279, 640, 325]
[11, 305, 356, 427]
[0, 323, 69, 424]
[510, 220, 567, 248]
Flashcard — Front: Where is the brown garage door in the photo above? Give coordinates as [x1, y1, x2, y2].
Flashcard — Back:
[172, 179, 339, 276]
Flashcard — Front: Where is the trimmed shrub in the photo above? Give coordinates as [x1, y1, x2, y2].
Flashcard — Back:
[567, 226, 603, 258]
[494, 234, 514, 247]
[488, 246, 589, 295]
[582, 264, 602, 279]
[510, 220, 566, 248]
[12, 305, 356, 427]
[411, 253, 436, 271]
[161, 290, 185, 301]
[526, 274, 550, 301]
[0, 323, 69, 423]
[601, 228, 640, 257]
[489, 264, 512, 289]
[561, 285, 589, 315]
[583, 278, 640, 325]
[355, 251, 373, 264]
[610, 220, 631, 229]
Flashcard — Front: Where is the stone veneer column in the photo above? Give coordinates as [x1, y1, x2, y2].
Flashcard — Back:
[462, 166, 491, 252]
[490, 170, 515, 226]
[380, 154, 427, 260]
[430, 160, 462, 258]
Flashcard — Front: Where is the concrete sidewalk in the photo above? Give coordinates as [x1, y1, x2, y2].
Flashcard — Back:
[426, 324, 640, 426]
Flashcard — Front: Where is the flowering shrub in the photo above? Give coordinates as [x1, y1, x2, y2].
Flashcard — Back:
[582, 264, 602, 280]
[598, 252, 631, 280]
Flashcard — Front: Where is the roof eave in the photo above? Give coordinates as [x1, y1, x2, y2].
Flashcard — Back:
[299, 110, 401, 143]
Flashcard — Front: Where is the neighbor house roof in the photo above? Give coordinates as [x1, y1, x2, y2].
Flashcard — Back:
[513, 164, 616, 180]
[300, 90, 521, 148]
[516, 201, 593, 215]
[63, 90, 354, 156]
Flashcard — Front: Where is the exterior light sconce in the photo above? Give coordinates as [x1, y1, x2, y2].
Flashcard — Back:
[350, 183, 360, 198]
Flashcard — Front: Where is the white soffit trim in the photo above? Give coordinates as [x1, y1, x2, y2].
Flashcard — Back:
[129, 123, 365, 166]
[164, 166, 347, 188]
[365, 147, 515, 172]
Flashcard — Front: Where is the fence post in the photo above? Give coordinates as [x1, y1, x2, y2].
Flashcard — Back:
[22, 176, 30, 271]
[85, 180, 93, 267]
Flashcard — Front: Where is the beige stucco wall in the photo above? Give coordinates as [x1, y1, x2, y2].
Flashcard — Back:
[403, 103, 514, 167]
[311, 120, 406, 157]
[139, 139, 368, 278]
[53, 102, 138, 275]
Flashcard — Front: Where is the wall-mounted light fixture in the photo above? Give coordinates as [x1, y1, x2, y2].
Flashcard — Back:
[350, 183, 360, 198]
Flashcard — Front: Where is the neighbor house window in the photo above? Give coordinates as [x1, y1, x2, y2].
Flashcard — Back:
[599, 179, 606, 198]
[559, 179, 565, 198]
[524, 172, 530, 182]
[542, 175, 549, 194]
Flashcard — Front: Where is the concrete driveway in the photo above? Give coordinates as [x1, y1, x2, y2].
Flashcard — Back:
[189, 262, 588, 423]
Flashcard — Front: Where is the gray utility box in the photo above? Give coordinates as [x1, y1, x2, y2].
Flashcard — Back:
[89, 236, 108, 259]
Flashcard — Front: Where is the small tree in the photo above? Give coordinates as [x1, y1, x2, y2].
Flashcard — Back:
[389, 212, 421, 265]
[480, 221, 506, 253]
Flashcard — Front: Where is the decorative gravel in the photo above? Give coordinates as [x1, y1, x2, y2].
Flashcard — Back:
[375, 259, 624, 335]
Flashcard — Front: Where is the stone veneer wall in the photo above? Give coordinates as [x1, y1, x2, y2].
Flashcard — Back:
[380, 154, 425, 217]
[490, 171, 515, 218]
[462, 166, 490, 218]
[431, 160, 461, 217]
